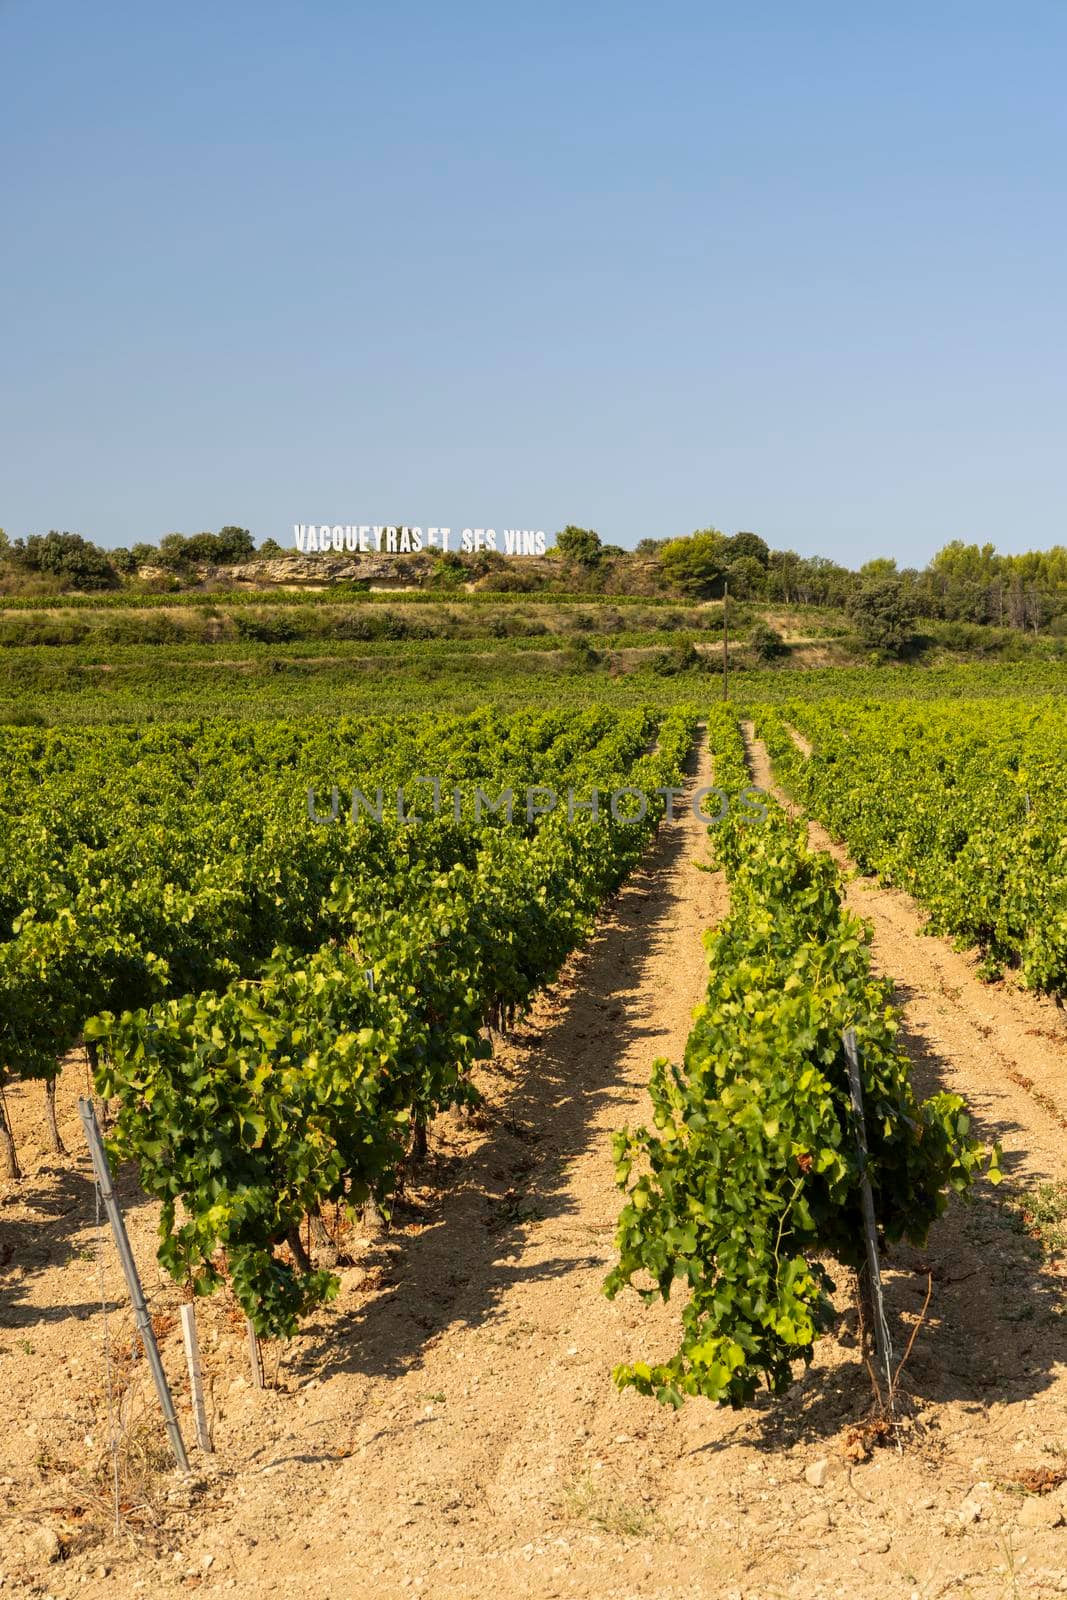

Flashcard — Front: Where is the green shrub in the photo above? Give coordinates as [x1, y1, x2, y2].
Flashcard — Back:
[749, 621, 788, 662]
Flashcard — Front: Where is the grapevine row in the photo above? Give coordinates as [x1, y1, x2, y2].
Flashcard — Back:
[754, 698, 1067, 993]
[605, 706, 994, 1409]
[83, 708, 698, 1335]
[0, 708, 655, 1119]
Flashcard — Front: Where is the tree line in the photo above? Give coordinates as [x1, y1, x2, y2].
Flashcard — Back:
[0, 525, 258, 590]
[558, 526, 1067, 644]
[0, 523, 1064, 642]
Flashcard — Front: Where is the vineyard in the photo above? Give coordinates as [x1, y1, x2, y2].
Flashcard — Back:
[756, 697, 1067, 991]
[9, 8, 1067, 1592]
[3, 642, 1067, 726]
[2, 693, 1067, 1599]
[607, 708, 993, 1410]
[0, 706, 696, 1331]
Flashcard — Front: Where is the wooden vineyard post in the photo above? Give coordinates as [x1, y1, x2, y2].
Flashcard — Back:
[180, 1305, 213, 1453]
[841, 1029, 894, 1410]
[0, 1083, 20, 1181]
[722, 579, 729, 701]
[246, 1318, 265, 1390]
[77, 1097, 191, 1474]
[45, 1076, 66, 1156]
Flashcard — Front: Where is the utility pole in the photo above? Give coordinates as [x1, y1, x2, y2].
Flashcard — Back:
[722, 578, 729, 701]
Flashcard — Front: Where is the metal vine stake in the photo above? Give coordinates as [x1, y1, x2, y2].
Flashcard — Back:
[78, 1097, 191, 1474]
[841, 1029, 895, 1413]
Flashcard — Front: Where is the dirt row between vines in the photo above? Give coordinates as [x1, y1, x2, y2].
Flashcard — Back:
[2, 731, 1067, 1600]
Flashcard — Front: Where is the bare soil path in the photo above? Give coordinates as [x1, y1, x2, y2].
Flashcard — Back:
[3, 731, 1067, 1600]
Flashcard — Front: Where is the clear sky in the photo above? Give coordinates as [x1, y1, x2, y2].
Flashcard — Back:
[3, 2, 1065, 565]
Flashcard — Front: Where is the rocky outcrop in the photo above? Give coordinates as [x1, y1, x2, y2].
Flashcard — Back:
[225, 554, 423, 587]
[136, 553, 431, 589]
[131, 552, 659, 595]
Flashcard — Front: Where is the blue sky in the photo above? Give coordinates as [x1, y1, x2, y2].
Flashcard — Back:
[3, 2, 1065, 564]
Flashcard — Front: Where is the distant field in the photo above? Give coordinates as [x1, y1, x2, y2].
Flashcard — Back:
[0, 586, 688, 611]
[2, 643, 1064, 724]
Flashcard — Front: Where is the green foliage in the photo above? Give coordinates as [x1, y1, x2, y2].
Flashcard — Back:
[728, 532, 770, 566]
[658, 530, 729, 598]
[765, 551, 855, 608]
[0, 706, 696, 1335]
[924, 540, 1067, 629]
[605, 708, 994, 1408]
[725, 555, 766, 598]
[477, 567, 541, 593]
[215, 526, 256, 563]
[554, 526, 603, 567]
[139, 527, 256, 570]
[559, 638, 602, 671]
[1009, 1180, 1067, 1254]
[757, 698, 1067, 993]
[848, 575, 919, 658]
[748, 621, 787, 662]
[649, 640, 707, 676]
[6, 520, 1067, 636]
[0, 645, 1063, 726]
[182, 532, 226, 562]
[88, 949, 397, 1335]
[156, 533, 191, 570]
[232, 611, 299, 643]
[8, 532, 119, 592]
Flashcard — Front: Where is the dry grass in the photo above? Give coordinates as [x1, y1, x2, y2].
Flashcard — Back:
[562, 1472, 661, 1539]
